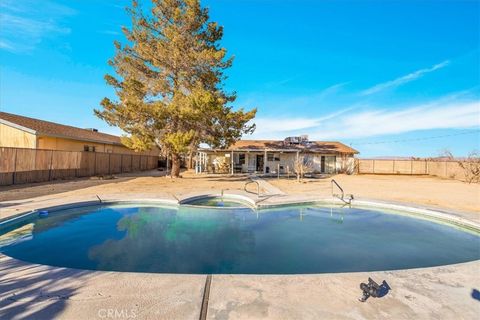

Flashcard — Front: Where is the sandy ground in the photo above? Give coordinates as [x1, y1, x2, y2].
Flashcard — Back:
[266, 174, 480, 214]
[0, 170, 251, 202]
[1, 171, 479, 215]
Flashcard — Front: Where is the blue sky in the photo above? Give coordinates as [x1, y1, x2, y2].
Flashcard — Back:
[0, 0, 479, 157]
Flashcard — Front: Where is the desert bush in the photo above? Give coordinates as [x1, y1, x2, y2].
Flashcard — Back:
[212, 156, 230, 174]
[337, 155, 355, 174]
[294, 155, 314, 182]
[442, 150, 480, 184]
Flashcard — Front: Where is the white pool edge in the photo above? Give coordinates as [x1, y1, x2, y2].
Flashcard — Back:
[1, 194, 479, 234]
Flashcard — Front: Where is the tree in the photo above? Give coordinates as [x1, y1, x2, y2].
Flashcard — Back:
[294, 155, 314, 182]
[95, 0, 256, 177]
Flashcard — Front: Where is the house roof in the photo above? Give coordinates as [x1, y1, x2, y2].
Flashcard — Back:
[0, 112, 123, 145]
[206, 140, 359, 154]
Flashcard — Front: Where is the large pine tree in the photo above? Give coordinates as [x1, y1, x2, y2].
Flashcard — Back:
[96, 0, 256, 177]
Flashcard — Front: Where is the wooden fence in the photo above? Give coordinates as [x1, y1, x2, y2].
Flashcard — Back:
[0, 147, 159, 186]
[356, 159, 466, 181]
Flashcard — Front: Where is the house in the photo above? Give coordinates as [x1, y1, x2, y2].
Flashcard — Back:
[196, 135, 359, 175]
[0, 112, 159, 156]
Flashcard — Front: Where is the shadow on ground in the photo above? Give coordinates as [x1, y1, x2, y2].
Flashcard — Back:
[185, 175, 251, 182]
[0, 176, 139, 202]
[0, 257, 89, 319]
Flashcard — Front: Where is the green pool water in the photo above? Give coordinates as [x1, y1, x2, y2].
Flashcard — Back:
[0, 203, 478, 274]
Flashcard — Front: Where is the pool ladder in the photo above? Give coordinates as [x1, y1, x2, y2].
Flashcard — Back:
[244, 180, 261, 196]
[331, 179, 354, 205]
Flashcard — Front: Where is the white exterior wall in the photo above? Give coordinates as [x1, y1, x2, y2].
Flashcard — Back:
[303, 154, 336, 174]
[265, 152, 296, 174]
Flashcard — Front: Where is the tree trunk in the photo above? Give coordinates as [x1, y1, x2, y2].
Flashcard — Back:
[188, 149, 194, 170]
[171, 153, 181, 178]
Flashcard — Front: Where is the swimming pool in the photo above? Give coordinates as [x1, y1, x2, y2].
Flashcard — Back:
[0, 203, 478, 274]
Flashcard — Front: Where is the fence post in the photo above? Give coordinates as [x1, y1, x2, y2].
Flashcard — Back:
[108, 153, 111, 175]
[121, 154, 124, 173]
[48, 150, 54, 181]
[425, 160, 428, 175]
[410, 160, 413, 175]
[94, 152, 97, 176]
[75, 152, 80, 178]
[372, 159, 375, 174]
[392, 160, 395, 173]
[12, 148, 18, 185]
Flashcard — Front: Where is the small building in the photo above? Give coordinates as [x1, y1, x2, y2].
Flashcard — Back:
[0, 112, 158, 155]
[196, 135, 359, 175]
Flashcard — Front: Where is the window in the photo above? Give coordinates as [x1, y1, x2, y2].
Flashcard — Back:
[239, 153, 245, 165]
[267, 153, 280, 161]
[84, 145, 96, 152]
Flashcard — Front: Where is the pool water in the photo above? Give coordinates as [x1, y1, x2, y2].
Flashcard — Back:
[0, 204, 478, 274]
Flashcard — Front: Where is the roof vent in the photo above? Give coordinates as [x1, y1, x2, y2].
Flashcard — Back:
[85, 128, 98, 132]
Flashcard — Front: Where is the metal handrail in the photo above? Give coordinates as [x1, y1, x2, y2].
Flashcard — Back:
[331, 179, 344, 199]
[244, 180, 260, 196]
[331, 179, 353, 205]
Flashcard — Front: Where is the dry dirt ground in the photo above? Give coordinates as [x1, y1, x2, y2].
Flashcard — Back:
[0, 170, 250, 202]
[0, 170, 479, 215]
[266, 174, 480, 214]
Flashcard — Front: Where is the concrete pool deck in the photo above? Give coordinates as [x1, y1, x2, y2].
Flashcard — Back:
[0, 173, 479, 319]
[1, 253, 479, 319]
